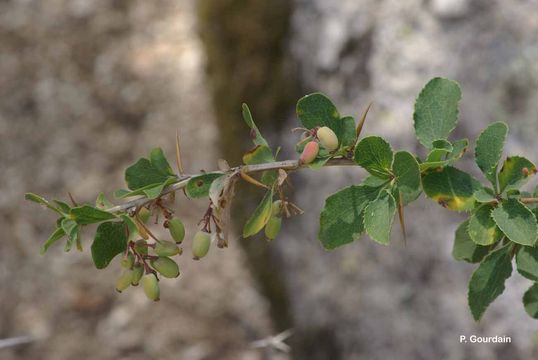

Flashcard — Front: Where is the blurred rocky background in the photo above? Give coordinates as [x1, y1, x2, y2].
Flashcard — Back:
[1, 0, 538, 359]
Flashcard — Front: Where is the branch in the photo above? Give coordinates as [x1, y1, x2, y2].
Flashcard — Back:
[105, 158, 356, 214]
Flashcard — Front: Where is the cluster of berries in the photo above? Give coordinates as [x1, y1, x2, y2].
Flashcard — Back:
[299, 126, 338, 164]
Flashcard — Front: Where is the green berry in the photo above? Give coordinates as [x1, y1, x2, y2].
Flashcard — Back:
[131, 263, 144, 286]
[265, 216, 282, 241]
[271, 200, 283, 217]
[192, 231, 211, 260]
[142, 273, 160, 301]
[317, 126, 339, 151]
[151, 257, 180, 278]
[120, 252, 135, 269]
[167, 218, 185, 244]
[154, 240, 180, 257]
[134, 240, 148, 256]
[115, 271, 133, 293]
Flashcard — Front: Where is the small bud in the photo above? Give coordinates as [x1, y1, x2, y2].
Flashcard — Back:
[192, 231, 211, 260]
[523, 167, 530, 177]
[154, 240, 180, 257]
[167, 218, 185, 244]
[151, 257, 180, 278]
[264, 216, 282, 241]
[299, 141, 319, 165]
[120, 252, 135, 269]
[131, 263, 144, 286]
[115, 271, 133, 293]
[138, 207, 151, 223]
[317, 126, 338, 151]
[134, 240, 148, 256]
[142, 273, 160, 301]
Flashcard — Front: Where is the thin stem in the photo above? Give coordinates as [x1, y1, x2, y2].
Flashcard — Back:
[105, 158, 356, 214]
[521, 198, 538, 204]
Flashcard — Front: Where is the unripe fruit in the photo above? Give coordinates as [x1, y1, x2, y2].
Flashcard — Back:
[192, 231, 211, 260]
[115, 271, 133, 293]
[138, 207, 151, 223]
[271, 200, 282, 217]
[151, 256, 180, 278]
[264, 216, 282, 241]
[167, 218, 185, 244]
[142, 273, 160, 301]
[120, 252, 135, 269]
[317, 126, 338, 151]
[154, 240, 180, 257]
[131, 263, 144, 286]
[299, 141, 319, 165]
[134, 240, 148, 255]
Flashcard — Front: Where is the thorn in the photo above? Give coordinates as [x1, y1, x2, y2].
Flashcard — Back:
[67, 192, 79, 207]
[398, 192, 407, 246]
[356, 101, 373, 139]
[250, 329, 294, 353]
[175, 129, 185, 176]
[239, 169, 269, 189]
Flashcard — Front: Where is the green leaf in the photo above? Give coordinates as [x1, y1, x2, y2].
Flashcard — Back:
[426, 149, 450, 163]
[243, 189, 274, 237]
[61, 218, 80, 252]
[40, 227, 66, 254]
[114, 177, 176, 199]
[242, 103, 269, 147]
[319, 184, 384, 249]
[24, 193, 62, 215]
[449, 139, 469, 160]
[516, 246, 538, 282]
[91, 221, 128, 269]
[452, 220, 490, 263]
[491, 199, 538, 246]
[354, 136, 393, 178]
[364, 191, 396, 245]
[473, 187, 496, 203]
[53, 200, 71, 215]
[340, 116, 356, 148]
[426, 139, 453, 162]
[125, 158, 171, 190]
[186, 173, 225, 199]
[363, 175, 390, 187]
[467, 204, 503, 246]
[432, 139, 453, 151]
[120, 214, 139, 241]
[413, 77, 462, 148]
[142, 177, 177, 199]
[523, 283, 538, 318]
[70, 205, 116, 225]
[243, 145, 274, 165]
[419, 138, 469, 172]
[392, 151, 421, 204]
[475, 122, 508, 186]
[468, 244, 513, 321]
[150, 147, 175, 176]
[113, 189, 131, 198]
[498, 156, 536, 193]
[95, 192, 113, 210]
[296, 93, 340, 130]
[422, 166, 481, 211]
